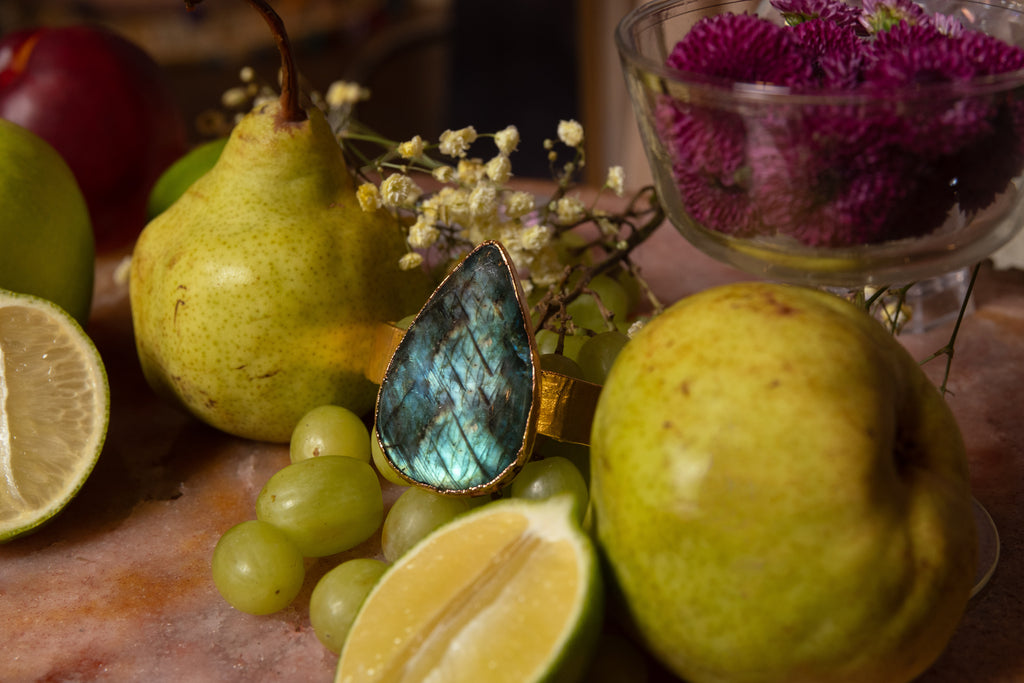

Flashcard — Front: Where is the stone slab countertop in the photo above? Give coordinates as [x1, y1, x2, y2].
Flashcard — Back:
[1, 215, 1021, 682]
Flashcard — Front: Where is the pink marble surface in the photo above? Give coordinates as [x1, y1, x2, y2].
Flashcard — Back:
[1, 220, 1022, 682]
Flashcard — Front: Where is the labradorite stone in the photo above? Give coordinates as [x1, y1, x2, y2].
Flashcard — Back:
[376, 242, 537, 492]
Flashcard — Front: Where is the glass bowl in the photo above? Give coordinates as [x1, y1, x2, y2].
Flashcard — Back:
[616, 0, 1024, 287]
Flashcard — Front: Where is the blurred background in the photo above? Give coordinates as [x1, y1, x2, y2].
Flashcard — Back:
[0, 0, 652, 188]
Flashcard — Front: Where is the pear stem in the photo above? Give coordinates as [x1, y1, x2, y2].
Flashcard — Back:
[184, 0, 305, 123]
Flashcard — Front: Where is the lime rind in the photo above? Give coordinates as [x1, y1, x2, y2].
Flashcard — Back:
[0, 288, 109, 541]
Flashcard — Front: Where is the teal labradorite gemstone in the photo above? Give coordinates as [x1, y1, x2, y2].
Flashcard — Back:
[375, 241, 539, 493]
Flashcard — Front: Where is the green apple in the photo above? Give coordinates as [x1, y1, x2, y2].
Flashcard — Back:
[0, 119, 94, 324]
[146, 136, 228, 220]
[590, 282, 977, 683]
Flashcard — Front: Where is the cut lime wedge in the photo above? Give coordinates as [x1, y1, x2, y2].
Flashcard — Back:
[0, 288, 109, 541]
[336, 495, 604, 683]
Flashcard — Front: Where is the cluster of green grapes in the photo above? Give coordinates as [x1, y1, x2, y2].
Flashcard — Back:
[211, 405, 599, 654]
[534, 265, 641, 385]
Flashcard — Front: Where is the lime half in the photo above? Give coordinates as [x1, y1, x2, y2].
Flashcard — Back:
[0, 288, 109, 541]
[336, 495, 604, 683]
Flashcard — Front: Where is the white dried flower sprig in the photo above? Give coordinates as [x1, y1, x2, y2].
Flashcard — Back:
[319, 81, 668, 335]
[210, 71, 667, 336]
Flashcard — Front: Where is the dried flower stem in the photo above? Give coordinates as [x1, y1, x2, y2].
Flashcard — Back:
[917, 262, 981, 396]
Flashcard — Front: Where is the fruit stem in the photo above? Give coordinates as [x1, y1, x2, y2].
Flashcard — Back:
[184, 0, 306, 123]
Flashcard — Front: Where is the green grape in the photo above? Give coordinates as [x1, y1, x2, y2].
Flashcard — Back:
[309, 558, 389, 654]
[566, 274, 629, 333]
[577, 330, 630, 385]
[256, 456, 383, 557]
[535, 436, 591, 485]
[554, 230, 592, 265]
[370, 424, 411, 486]
[381, 487, 472, 562]
[290, 404, 371, 464]
[535, 328, 587, 360]
[539, 352, 585, 379]
[615, 267, 644, 313]
[211, 519, 305, 615]
[510, 456, 589, 524]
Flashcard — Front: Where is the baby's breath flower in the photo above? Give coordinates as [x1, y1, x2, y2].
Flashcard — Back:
[554, 195, 587, 225]
[436, 186, 470, 224]
[253, 93, 278, 109]
[397, 135, 425, 159]
[356, 183, 382, 212]
[380, 173, 422, 209]
[595, 214, 618, 237]
[494, 126, 520, 155]
[462, 216, 504, 246]
[399, 252, 424, 271]
[439, 126, 478, 158]
[505, 191, 536, 219]
[557, 119, 585, 147]
[469, 182, 499, 219]
[325, 80, 370, 108]
[239, 66, 256, 83]
[519, 223, 552, 251]
[527, 248, 563, 288]
[627, 318, 648, 337]
[457, 158, 486, 185]
[485, 155, 512, 184]
[432, 165, 458, 184]
[407, 217, 441, 249]
[605, 165, 625, 196]
[221, 86, 250, 109]
[418, 196, 441, 223]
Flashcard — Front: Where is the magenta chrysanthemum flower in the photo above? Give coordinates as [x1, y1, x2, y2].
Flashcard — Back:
[865, 28, 996, 157]
[666, 13, 814, 87]
[958, 30, 1024, 74]
[792, 19, 867, 89]
[865, 26, 977, 87]
[656, 96, 758, 235]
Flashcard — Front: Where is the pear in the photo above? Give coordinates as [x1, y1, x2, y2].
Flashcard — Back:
[590, 282, 977, 683]
[129, 0, 430, 442]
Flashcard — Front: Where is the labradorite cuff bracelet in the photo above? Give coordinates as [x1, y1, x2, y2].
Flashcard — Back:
[365, 241, 600, 496]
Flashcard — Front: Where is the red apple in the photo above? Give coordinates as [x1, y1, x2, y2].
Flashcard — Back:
[0, 25, 188, 251]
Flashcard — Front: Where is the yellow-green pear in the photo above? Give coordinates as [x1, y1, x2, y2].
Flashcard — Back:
[590, 282, 977, 683]
[129, 0, 429, 442]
